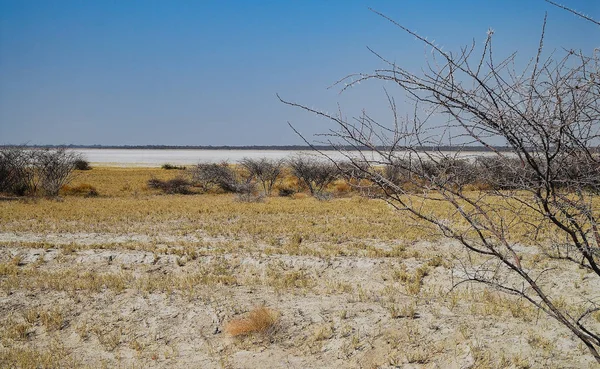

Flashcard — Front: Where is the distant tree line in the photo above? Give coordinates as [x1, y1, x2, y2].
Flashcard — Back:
[0, 144, 519, 152]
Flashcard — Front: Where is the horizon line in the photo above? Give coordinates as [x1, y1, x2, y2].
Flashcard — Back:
[0, 144, 513, 152]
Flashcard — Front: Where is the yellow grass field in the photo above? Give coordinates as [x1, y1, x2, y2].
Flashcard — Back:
[0, 167, 597, 368]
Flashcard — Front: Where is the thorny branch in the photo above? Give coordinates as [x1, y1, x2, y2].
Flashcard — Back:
[279, 6, 600, 363]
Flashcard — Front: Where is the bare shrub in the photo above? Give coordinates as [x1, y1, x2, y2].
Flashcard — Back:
[383, 159, 406, 186]
[35, 148, 82, 196]
[280, 6, 600, 362]
[224, 306, 279, 337]
[288, 155, 338, 196]
[147, 177, 192, 194]
[381, 154, 600, 192]
[240, 157, 284, 196]
[0, 146, 80, 197]
[191, 162, 242, 193]
[234, 181, 266, 202]
[0, 147, 33, 195]
[147, 177, 163, 190]
[473, 157, 536, 191]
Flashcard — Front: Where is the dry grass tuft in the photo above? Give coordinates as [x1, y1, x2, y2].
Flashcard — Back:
[224, 306, 279, 337]
[333, 180, 351, 194]
[60, 183, 99, 197]
[291, 192, 308, 200]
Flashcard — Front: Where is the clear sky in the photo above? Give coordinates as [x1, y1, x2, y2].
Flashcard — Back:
[0, 0, 597, 146]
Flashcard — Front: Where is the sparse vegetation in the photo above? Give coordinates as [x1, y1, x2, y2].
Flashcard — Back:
[2, 0, 598, 367]
[0, 166, 597, 367]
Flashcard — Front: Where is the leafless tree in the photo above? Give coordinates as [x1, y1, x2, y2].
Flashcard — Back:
[240, 157, 284, 196]
[280, 7, 600, 363]
[288, 154, 339, 197]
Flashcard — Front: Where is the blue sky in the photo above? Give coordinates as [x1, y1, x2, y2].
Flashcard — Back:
[0, 0, 597, 146]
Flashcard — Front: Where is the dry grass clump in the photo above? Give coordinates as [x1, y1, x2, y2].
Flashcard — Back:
[60, 183, 99, 197]
[39, 308, 66, 331]
[224, 306, 279, 337]
[392, 265, 430, 295]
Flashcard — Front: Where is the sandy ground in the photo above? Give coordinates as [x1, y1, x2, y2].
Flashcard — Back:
[0, 231, 598, 368]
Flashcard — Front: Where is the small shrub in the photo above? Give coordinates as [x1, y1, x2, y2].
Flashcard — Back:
[147, 177, 192, 194]
[240, 157, 284, 196]
[85, 189, 99, 198]
[164, 177, 192, 194]
[278, 187, 296, 197]
[161, 163, 186, 170]
[192, 162, 240, 193]
[73, 159, 91, 170]
[234, 182, 266, 202]
[224, 306, 279, 337]
[288, 155, 339, 196]
[147, 177, 163, 189]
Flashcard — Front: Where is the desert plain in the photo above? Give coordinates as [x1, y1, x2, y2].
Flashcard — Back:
[0, 167, 598, 368]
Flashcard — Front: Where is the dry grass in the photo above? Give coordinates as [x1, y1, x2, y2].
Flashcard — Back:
[60, 183, 98, 197]
[0, 170, 590, 297]
[0, 345, 71, 369]
[68, 167, 171, 197]
[0, 167, 577, 246]
[224, 306, 279, 337]
[0, 192, 422, 245]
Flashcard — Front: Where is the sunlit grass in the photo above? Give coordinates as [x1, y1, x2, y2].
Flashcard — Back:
[0, 166, 426, 242]
[67, 166, 176, 197]
[1, 167, 595, 248]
